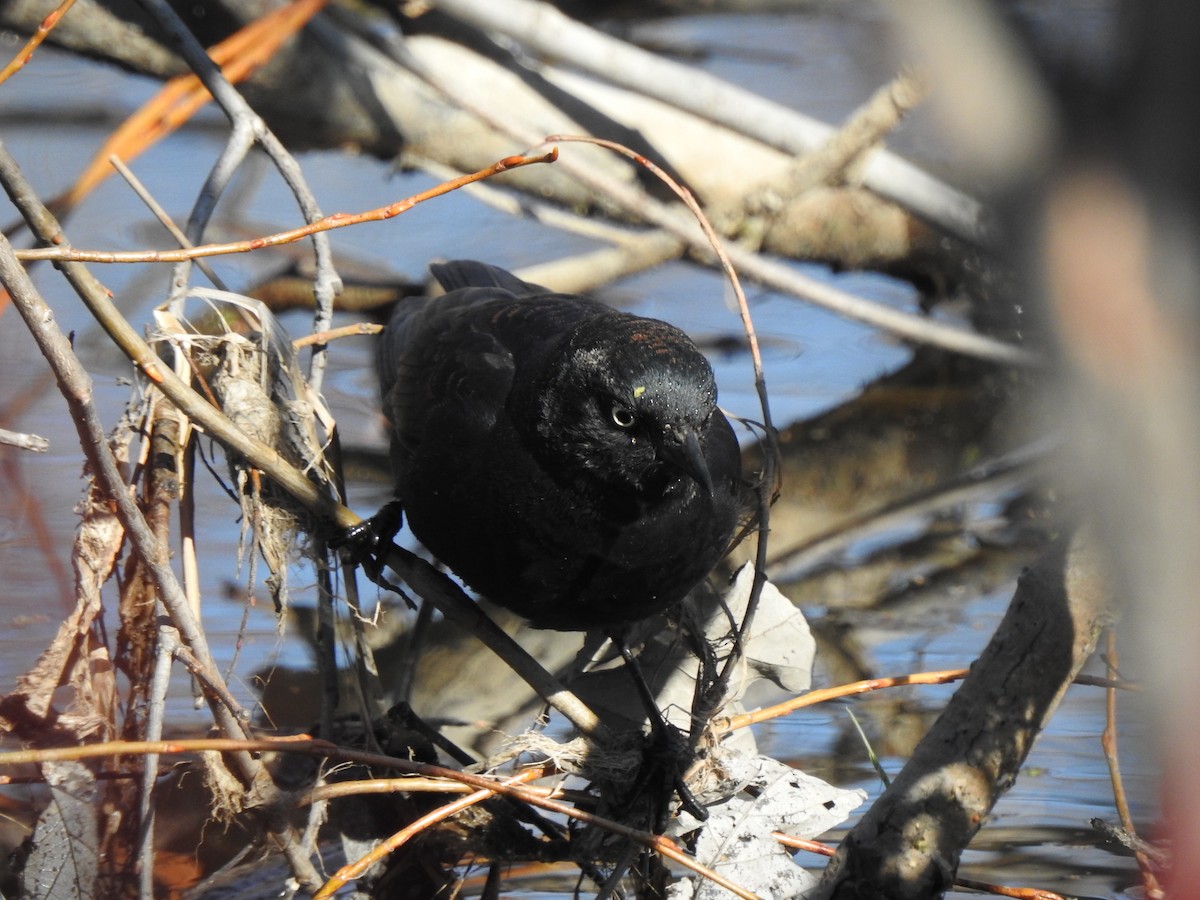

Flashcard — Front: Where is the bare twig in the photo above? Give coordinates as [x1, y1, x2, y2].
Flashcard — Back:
[292, 322, 383, 348]
[16, 151, 558, 264]
[107, 155, 228, 291]
[952, 876, 1066, 900]
[0, 0, 76, 86]
[314, 768, 543, 897]
[716, 669, 970, 735]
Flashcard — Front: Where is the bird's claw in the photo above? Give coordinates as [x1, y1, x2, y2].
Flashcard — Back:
[335, 500, 404, 581]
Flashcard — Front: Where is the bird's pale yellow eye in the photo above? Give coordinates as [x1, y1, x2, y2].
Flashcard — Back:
[611, 403, 636, 429]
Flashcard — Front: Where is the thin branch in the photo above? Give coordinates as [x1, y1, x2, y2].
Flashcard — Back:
[1101, 628, 1164, 897]
[16, 151, 557, 264]
[0, 0, 76, 86]
[952, 877, 1067, 900]
[291, 322, 383, 348]
[716, 669, 970, 735]
[107, 155, 227, 291]
[314, 768, 543, 897]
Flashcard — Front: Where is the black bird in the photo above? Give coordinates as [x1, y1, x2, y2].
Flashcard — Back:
[369, 260, 742, 630]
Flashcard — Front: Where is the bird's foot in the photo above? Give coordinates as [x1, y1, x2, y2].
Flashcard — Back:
[609, 633, 709, 830]
[334, 500, 404, 581]
[618, 718, 706, 834]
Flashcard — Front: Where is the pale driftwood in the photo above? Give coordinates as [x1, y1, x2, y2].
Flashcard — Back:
[814, 527, 1112, 899]
[426, 0, 988, 244]
[708, 70, 934, 265]
[310, 25, 1034, 363]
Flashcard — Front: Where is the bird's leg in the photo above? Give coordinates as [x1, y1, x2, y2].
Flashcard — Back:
[608, 631, 708, 830]
[335, 499, 404, 581]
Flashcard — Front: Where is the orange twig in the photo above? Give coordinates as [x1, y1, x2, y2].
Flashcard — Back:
[953, 876, 1067, 900]
[716, 665, 1138, 736]
[19, 150, 558, 263]
[0, 0, 77, 87]
[305, 776, 562, 803]
[292, 322, 383, 348]
[716, 669, 970, 734]
[772, 832, 835, 856]
[314, 768, 544, 898]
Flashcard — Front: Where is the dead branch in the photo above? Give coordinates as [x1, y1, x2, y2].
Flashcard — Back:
[814, 526, 1113, 899]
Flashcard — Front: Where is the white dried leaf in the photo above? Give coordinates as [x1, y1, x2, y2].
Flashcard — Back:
[718, 563, 816, 695]
[668, 749, 866, 900]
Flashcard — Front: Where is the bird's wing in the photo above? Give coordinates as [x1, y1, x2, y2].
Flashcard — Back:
[431, 260, 619, 342]
[429, 259, 549, 296]
[378, 291, 519, 456]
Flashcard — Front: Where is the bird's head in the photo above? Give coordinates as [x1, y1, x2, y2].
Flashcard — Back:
[526, 314, 721, 497]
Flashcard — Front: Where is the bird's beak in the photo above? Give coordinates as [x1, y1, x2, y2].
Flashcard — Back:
[658, 427, 714, 496]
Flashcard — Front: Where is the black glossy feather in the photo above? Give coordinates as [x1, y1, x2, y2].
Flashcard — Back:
[375, 260, 742, 629]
